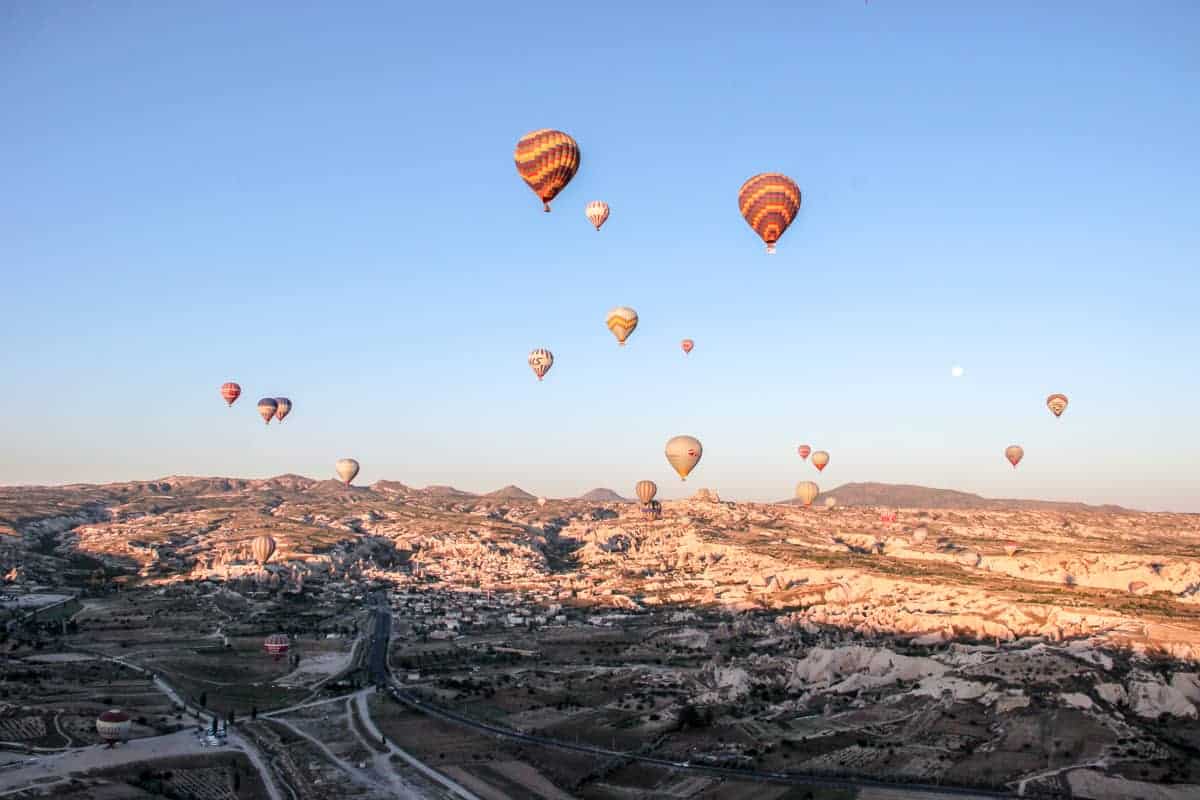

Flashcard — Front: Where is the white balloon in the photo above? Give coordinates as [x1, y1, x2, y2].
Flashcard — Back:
[951, 366, 964, 378]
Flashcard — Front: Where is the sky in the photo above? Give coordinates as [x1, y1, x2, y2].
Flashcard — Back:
[2, 1, 1198, 510]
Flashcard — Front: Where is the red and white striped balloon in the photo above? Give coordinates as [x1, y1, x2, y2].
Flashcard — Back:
[797, 444, 811, 461]
[220, 382, 241, 407]
[585, 201, 610, 231]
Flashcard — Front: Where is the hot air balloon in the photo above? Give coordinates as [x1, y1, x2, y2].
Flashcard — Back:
[665, 436, 702, 481]
[824, 496, 837, 509]
[1046, 393, 1068, 418]
[738, 173, 801, 254]
[642, 500, 662, 521]
[635, 480, 658, 505]
[529, 349, 554, 381]
[681, 339, 694, 355]
[251, 535, 276, 566]
[880, 511, 897, 523]
[605, 307, 638, 346]
[274, 397, 292, 422]
[96, 709, 131, 748]
[797, 444, 811, 461]
[795, 481, 819, 507]
[336, 458, 360, 486]
[514, 129, 580, 212]
[1005, 445, 1024, 468]
[811, 451, 830, 472]
[264, 633, 290, 662]
[221, 382, 241, 407]
[537, 496, 547, 507]
[257, 398, 278, 425]
[585, 201, 610, 230]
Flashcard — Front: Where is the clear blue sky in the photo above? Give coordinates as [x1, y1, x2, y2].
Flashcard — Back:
[3, 1, 1198, 510]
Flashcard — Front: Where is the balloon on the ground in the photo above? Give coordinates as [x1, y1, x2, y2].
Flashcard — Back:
[336, 458, 360, 485]
[665, 436, 702, 481]
[586, 201, 610, 230]
[606, 306, 639, 346]
[515, 129, 580, 212]
[257, 398, 278, 425]
[221, 382, 241, 407]
[528, 349, 554, 381]
[738, 173, 801, 254]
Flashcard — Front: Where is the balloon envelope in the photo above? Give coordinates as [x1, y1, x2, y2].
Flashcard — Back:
[274, 397, 292, 422]
[586, 200, 610, 230]
[96, 709, 131, 744]
[1005, 445, 1024, 468]
[515, 129, 580, 212]
[797, 444, 811, 460]
[336, 458, 360, 485]
[251, 535, 276, 566]
[795, 481, 820, 507]
[528, 349, 554, 381]
[665, 436, 702, 481]
[605, 306, 639, 346]
[257, 398, 278, 425]
[681, 339, 694, 355]
[221, 382, 241, 406]
[264, 633, 290, 660]
[738, 173, 801, 254]
[1046, 393, 1068, 418]
[635, 480, 658, 505]
[811, 451, 830, 472]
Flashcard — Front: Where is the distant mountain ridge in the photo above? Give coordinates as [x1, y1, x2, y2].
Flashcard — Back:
[485, 485, 536, 500]
[782, 482, 1128, 513]
[578, 488, 631, 503]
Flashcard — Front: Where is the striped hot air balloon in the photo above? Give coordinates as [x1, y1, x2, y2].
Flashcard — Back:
[220, 382, 241, 407]
[681, 339, 694, 355]
[811, 450, 830, 472]
[635, 480, 658, 505]
[738, 173, 801, 254]
[528, 348, 554, 381]
[514, 129, 580, 212]
[1005, 445, 1024, 468]
[1046, 393, 1068, 418]
[251, 535, 276, 566]
[797, 444, 811, 461]
[264, 633, 290, 661]
[665, 435, 702, 481]
[274, 397, 292, 422]
[586, 201, 610, 230]
[96, 709, 131, 748]
[606, 306, 638, 346]
[257, 398, 278, 425]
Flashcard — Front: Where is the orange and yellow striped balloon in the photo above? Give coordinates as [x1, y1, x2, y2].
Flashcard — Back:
[514, 129, 581, 212]
[605, 306, 638, 346]
[738, 173, 801, 254]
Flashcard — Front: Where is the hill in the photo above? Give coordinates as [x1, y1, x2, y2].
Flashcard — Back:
[578, 488, 630, 503]
[485, 485, 536, 500]
[781, 482, 1128, 512]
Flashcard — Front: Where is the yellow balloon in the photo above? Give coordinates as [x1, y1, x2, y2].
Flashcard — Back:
[665, 436, 702, 481]
[795, 481, 820, 507]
